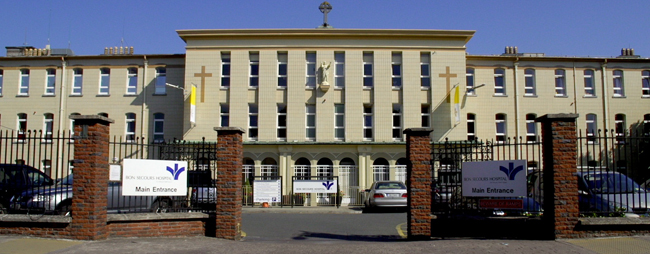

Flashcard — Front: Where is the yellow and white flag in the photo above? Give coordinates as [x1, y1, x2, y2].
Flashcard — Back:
[453, 84, 461, 124]
[190, 85, 196, 124]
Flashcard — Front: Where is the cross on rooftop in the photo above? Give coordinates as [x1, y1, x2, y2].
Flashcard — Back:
[319, 1, 332, 27]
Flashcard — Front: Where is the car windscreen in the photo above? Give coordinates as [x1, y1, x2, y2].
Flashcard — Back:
[583, 173, 644, 194]
[375, 182, 406, 190]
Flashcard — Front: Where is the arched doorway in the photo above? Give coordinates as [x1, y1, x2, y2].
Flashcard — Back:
[243, 158, 255, 205]
[261, 157, 278, 180]
[316, 158, 334, 205]
[338, 158, 359, 205]
[373, 158, 390, 182]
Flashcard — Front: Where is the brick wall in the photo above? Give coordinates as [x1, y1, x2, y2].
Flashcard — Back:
[404, 128, 433, 240]
[108, 221, 205, 238]
[214, 127, 245, 240]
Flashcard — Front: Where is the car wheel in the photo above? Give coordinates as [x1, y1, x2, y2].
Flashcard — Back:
[56, 202, 71, 216]
[152, 199, 172, 213]
[363, 201, 374, 213]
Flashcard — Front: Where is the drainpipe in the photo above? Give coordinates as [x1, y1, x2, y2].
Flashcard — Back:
[572, 63, 578, 114]
[141, 56, 148, 140]
[601, 60, 610, 132]
[513, 59, 521, 159]
[57, 57, 67, 132]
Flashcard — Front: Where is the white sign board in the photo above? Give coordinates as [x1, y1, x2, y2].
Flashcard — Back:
[253, 179, 282, 203]
[462, 160, 527, 197]
[293, 180, 338, 193]
[122, 159, 188, 196]
[109, 164, 121, 181]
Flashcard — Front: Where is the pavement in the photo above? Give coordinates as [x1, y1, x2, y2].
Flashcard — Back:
[3, 206, 650, 254]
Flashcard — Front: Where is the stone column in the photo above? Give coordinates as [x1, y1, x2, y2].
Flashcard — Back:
[214, 127, 245, 240]
[69, 115, 114, 240]
[536, 114, 579, 239]
[404, 128, 433, 240]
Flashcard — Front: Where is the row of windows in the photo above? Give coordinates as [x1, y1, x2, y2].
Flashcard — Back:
[217, 103, 431, 142]
[466, 68, 650, 98]
[218, 52, 432, 90]
[0, 68, 167, 97]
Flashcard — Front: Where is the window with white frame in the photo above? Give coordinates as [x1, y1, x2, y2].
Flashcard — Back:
[220, 103, 229, 127]
[372, 159, 390, 182]
[43, 113, 54, 141]
[69, 112, 80, 136]
[392, 52, 402, 88]
[0, 69, 3, 96]
[467, 113, 476, 141]
[526, 113, 537, 142]
[584, 69, 595, 97]
[154, 67, 166, 95]
[524, 69, 535, 96]
[392, 104, 402, 141]
[249, 52, 259, 87]
[334, 104, 345, 141]
[612, 70, 624, 97]
[421, 53, 431, 88]
[277, 104, 287, 141]
[305, 52, 316, 88]
[127, 68, 138, 94]
[465, 68, 475, 95]
[615, 114, 626, 143]
[221, 52, 230, 88]
[306, 104, 316, 141]
[243, 159, 254, 184]
[494, 68, 505, 95]
[153, 113, 164, 143]
[495, 113, 507, 143]
[334, 52, 345, 88]
[19, 69, 30, 95]
[555, 69, 566, 96]
[261, 158, 278, 180]
[294, 158, 311, 180]
[99, 68, 110, 95]
[72, 68, 83, 95]
[363, 104, 373, 141]
[644, 114, 650, 135]
[586, 113, 597, 143]
[421, 105, 430, 128]
[642, 70, 649, 97]
[363, 52, 373, 88]
[277, 52, 288, 88]
[45, 69, 56, 95]
[17, 113, 27, 141]
[125, 113, 136, 142]
[248, 104, 258, 141]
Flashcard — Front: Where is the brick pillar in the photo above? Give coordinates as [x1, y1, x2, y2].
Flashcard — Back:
[536, 114, 579, 239]
[404, 128, 433, 240]
[69, 115, 114, 240]
[214, 127, 245, 240]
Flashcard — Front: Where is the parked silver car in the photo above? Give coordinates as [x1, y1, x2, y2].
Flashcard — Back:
[363, 181, 407, 211]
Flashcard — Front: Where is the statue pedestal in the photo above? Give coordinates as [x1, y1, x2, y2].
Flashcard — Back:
[320, 82, 330, 92]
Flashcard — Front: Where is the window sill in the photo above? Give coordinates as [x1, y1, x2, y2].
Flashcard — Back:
[42, 94, 55, 97]
[524, 95, 538, 98]
[16, 94, 29, 97]
[583, 95, 597, 98]
[612, 96, 627, 98]
[334, 87, 344, 90]
[493, 94, 508, 97]
[276, 87, 287, 90]
[421, 87, 431, 90]
[466, 94, 477, 97]
[554, 95, 568, 98]
[305, 87, 316, 90]
[152, 93, 167, 96]
[247, 87, 257, 90]
[124, 94, 137, 97]
[643, 96, 650, 99]
[221, 87, 230, 90]
[363, 87, 373, 91]
[96, 94, 110, 97]
[392, 87, 402, 91]
[69, 94, 83, 97]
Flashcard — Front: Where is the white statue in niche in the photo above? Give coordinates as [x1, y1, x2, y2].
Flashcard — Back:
[320, 61, 331, 85]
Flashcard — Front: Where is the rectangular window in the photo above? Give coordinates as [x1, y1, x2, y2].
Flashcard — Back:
[615, 114, 626, 143]
[524, 69, 535, 96]
[465, 68, 475, 95]
[220, 104, 229, 127]
[306, 105, 316, 141]
[125, 113, 136, 142]
[644, 114, 650, 135]
[277, 52, 288, 88]
[363, 52, 373, 88]
[586, 114, 597, 143]
[392, 52, 402, 88]
[494, 68, 505, 95]
[420, 53, 431, 88]
[154, 67, 166, 94]
[221, 52, 231, 88]
[467, 113, 476, 141]
[19, 69, 30, 95]
[555, 69, 566, 96]
[249, 52, 259, 87]
[43, 113, 54, 141]
[334, 104, 345, 141]
[153, 113, 164, 143]
[526, 114, 537, 142]
[306, 52, 316, 88]
[421, 105, 430, 128]
[277, 104, 287, 141]
[334, 52, 345, 88]
[613, 70, 624, 97]
[495, 114, 507, 143]
[642, 70, 649, 97]
[17, 113, 27, 142]
[0, 69, 3, 96]
[45, 69, 56, 95]
[392, 104, 402, 141]
[363, 104, 373, 141]
[584, 70, 595, 97]
[248, 104, 258, 141]
[99, 68, 110, 95]
[42, 160, 52, 177]
[127, 68, 138, 94]
[72, 69, 83, 95]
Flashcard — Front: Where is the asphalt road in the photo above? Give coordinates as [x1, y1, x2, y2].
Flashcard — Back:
[241, 211, 407, 242]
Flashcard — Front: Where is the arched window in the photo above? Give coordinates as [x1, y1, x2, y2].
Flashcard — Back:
[612, 70, 624, 97]
[317, 158, 333, 179]
[372, 158, 389, 182]
[261, 157, 278, 179]
[294, 158, 311, 180]
[127, 68, 138, 94]
[99, 68, 110, 95]
[494, 68, 505, 95]
[45, 69, 56, 95]
[72, 68, 83, 95]
[243, 158, 254, 184]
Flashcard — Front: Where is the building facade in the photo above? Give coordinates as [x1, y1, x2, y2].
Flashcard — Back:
[1, 28, 649, 205]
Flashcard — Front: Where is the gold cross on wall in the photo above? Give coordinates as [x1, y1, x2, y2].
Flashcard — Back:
[194, 66, 212, 103]
[439, 66, 457, 103]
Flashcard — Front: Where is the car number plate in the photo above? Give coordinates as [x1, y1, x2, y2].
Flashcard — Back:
[387, 193, 400, 198]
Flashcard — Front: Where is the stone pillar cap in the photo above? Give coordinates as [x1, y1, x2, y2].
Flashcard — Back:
[213, 127, 246, 133]
[69, 115, 114, 124]
[535, 113, 579, 123]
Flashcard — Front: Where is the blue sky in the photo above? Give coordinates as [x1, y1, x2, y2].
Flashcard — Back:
[1, 0, 649, 57]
